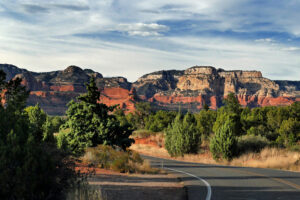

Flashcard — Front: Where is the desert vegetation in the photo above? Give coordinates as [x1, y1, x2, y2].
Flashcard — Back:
[1, 66, 299, 199]
[127, 94, 300, 170]
[0, 70, 146, 200]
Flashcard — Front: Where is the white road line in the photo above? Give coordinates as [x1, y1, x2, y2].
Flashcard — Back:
[164, 167, 212, 200]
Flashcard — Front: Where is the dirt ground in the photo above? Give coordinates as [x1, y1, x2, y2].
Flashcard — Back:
[87, 168, 186, 200]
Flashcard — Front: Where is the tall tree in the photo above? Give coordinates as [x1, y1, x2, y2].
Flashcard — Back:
[60, 78, 134, 155]
[0, 70, 76, 200]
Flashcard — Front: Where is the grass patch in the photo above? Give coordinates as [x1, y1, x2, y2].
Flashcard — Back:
[81, 145, 160, 174]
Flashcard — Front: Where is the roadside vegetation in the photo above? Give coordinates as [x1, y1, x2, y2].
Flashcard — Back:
[0, 70, 151, 200]
[1, 67, 299, 199]
[127, 94, 300, 171]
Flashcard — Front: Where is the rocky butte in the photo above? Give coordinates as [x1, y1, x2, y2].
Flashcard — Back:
[0, 64, 299, 115]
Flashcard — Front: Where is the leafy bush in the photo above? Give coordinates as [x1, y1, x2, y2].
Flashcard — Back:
[277, 118, 300, 147]
[237, 135, 270, 155]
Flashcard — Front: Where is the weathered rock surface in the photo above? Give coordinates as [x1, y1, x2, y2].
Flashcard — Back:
[0, 64, 299, 115]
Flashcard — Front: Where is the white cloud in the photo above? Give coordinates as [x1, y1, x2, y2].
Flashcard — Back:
[255, 38, 274, 43]
[281, 47, 300, 51]
[116, 23, 169, 36]
[0, 0, 299, 81]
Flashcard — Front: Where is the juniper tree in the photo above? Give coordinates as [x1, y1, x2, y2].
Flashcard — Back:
[59, 77, 134, 155]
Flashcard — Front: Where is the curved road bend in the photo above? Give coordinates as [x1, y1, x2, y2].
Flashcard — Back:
[143, 155, 300, 200]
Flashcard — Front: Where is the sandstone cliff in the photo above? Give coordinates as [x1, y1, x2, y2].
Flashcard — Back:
[0, 64, 299, 115]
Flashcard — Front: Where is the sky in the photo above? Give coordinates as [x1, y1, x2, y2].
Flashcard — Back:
[0, 0, 300, 81]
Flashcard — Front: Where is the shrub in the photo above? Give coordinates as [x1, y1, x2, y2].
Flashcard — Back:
[82, 145, 153, 174]
[277, 118, 300, 147]
[237, 135, 270, 155]
[210, 119, 237, 161]
[165, 113, 201, 157]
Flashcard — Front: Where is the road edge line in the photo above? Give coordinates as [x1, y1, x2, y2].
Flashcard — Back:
[164, 167, 212, 200]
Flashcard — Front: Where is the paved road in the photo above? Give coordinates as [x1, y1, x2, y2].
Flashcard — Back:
[143, 155, 300, 200]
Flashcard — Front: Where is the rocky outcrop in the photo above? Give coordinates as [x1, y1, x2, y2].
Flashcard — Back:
[0, 64, 299, 115]
[133, 66, 300, 111]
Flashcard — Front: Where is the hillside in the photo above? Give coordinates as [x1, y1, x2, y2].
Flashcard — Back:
[1, 64, 299, 115]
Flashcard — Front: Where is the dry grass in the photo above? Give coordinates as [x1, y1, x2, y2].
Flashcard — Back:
[81, 145, 161, 174]
[230, 148, 300, 171]
[131, 142, 300, 172]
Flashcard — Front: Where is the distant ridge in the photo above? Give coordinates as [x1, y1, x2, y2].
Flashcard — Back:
[1, 64, 299, 115]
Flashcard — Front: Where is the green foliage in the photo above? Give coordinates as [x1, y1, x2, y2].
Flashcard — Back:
[165, 113, 201, 157]
[145, 110, 177, 132]
[195, 109, 217, 137]
[210, 119, 237, 160]
[60, 78, 134, 155]
[25, 104, 47, 141]
[223, 93, 241, 115]
[277, 118, 300, 147]
[213, 108, 241, 137]
[0, 70, 77, 200]
[241, 105, 300, 144]
[237, 135, 270, 155]
[129, 102, 152, 129]
[49, 115, 65, 133]
[213, 94, 242, 137]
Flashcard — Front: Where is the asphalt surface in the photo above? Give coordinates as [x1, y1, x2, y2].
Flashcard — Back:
[143, 155, 300, 200]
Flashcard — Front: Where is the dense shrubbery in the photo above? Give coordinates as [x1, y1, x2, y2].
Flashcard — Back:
[165, 113, 201, 157]
[145, 110, 177, 132]
[0, 70, 78, 200]
[57, 78, 134, 156]
[0, 71, 137, 199]
[129, 93, 300, 160]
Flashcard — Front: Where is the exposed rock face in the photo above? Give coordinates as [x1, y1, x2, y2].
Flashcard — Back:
[0, 64, 299, 115]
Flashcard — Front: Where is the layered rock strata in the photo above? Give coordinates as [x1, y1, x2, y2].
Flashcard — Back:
[0, 64, 299, 115]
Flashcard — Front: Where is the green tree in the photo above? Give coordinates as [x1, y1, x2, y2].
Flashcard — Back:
[223, 93, 241, 115]
[0, 70, 77, 199]
[277, 118, 300, 147]
[213, 93, 242, 136]
[60, 78, 134, 155]
[195, 109, 217, 137]
[210, 119, 237, 160]
[134, 102, 152, 129]
[145, 110, 177, 132]
[165, 113, 200, 157]
[50, 116, 65, 133]
[25, 104, 47, 141]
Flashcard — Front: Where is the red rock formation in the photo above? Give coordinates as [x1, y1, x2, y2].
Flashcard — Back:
[0, 64, 299, 115]
[100, 87, 137, 113]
